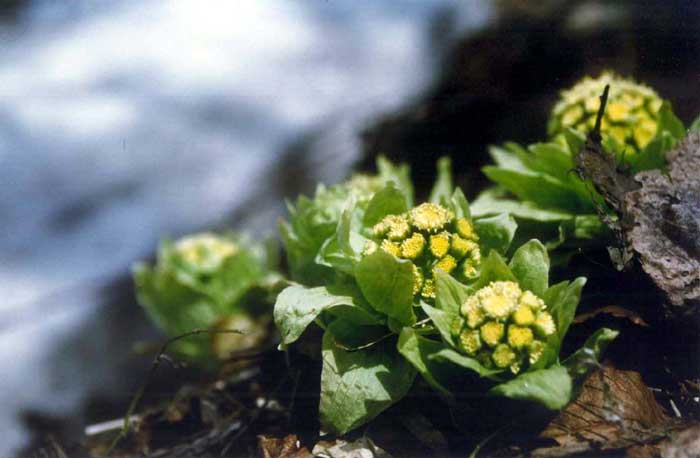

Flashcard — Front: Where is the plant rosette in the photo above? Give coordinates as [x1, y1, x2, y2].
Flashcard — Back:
[398, 239, 618, 410]
[274, 158, 518, 435]
[134, 232, 280, 362]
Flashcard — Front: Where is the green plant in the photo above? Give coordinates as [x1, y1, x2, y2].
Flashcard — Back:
[273, 158, 518, 434]
[133, 232, 279, 362]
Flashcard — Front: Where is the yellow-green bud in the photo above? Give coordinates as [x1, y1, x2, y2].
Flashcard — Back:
[459, 329, 482, 356]
[529, 340, 545, 364]
[450, 316, 464, 338]
[421, 278, 436, 299]
[401, 232, 425, 259]
[449, 234, 471, 259]
[376, 214, 410, 241]
[534, 312, 556, 337]
[175, 233, 238, 271]
[410, 203, 453, 233]
[461, 261, 479, 279]
[433, 255, 457, 275]
[519, 290, 545, 311]
[362, 240, 378, 256]
[461, 297, 485, 328]
[512, 304, 536, 326]
[482, 293, 516, 320]
[412, 265, 424, 296]
[492, 344, 517, 369]
[507, 325, 534, 350]
[480, 321, 504, 347]
[455, 218, 478, 241]
[380, 239, 401, 258]
[429, 232, 451, 258]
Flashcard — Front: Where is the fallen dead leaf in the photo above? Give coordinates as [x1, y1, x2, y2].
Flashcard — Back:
[258, 434, 312, 458]
[573, 305, 649, 327]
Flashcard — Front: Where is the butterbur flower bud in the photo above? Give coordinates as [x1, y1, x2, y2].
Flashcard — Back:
[548, 72, 664, 153]
[454, 281, 556, 374]
[175, 233, 239, 272]
[367, 203, 482, 300]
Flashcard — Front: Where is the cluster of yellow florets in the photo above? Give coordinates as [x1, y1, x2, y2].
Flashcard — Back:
[452, 281, 555, 374]
[548, 72, 663, 153]
[174, 233, 239, 272]
[364, 203, 481, 300]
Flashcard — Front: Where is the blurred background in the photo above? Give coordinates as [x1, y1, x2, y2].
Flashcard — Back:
[0, 0, 697, 456]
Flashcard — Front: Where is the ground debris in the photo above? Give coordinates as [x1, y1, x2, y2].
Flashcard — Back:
[257, 434, 312, 458]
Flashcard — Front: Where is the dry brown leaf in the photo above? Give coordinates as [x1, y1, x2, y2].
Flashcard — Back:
[573, 305, 649, 327]
[541, 366, 671, 448]
[257, 434, 312, 458]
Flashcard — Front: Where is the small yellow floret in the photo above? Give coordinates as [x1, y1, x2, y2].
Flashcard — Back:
[362, 240, 378, 256]
[507, 325, 534, 350]
[401, 232, 425, 259]
[607, 102, 630, 122]
[455, 218, 478, 240]
[480, 321, 504, 347]
[410, 203, 452, 233]
[380, 239, 401, 258]
[450, 317, 464, 338]
[433, 255, 457, 275]
[429, 232, 451, 258]
[482, 294, 515, 320]
[492, 344, 517, 369]
[512, 304, 536, 326]
[176, 233, 238, 270]
[459, 329, 482, 356]
[534, 312, 556, 337]
[529, 340, 545, 364]
[421, 278, 436, 299]
[383, 214, 411, 240]
[462, 262, 479, 279]
[519, 290, 545, 311]
[492, 281, 522, 301]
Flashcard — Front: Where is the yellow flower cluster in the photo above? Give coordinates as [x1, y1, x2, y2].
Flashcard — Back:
[365, 203, 481, 300]
[453, 281, 555, 374]
[549, 72, 663, 153]
[174, 233, 239, 271]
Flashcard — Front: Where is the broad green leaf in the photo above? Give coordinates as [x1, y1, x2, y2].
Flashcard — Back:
[490, 365, 572, 410]
[377, 155, 414, 208]
[509, 239, 549, 297]
[573, 215, 609, 240]
[658, 101, 686, 140]
[429, 347, 503, 380]
[319, 331, 416, 434]
[690, 113, 700, 133]
[363, 183, 408, 227]
[398, 328, 454, 396]
[429, 157, 454, 204]
[563, 327, 619, 382]
[473, 251, 516, 289]
[519, 142, 573, 181]
[273, 285, 357, 345]
[449, 187, 472, 220]
[474, 213, 517, 256]
[355, 251, 416, 326]
[488, 145, 528, 171]
[482, 166, 591, 213]
[326, 319, 391, 350]
[471, 188, 573, 222]
[435, 269, 471, 315]
[420, 302, 459, 348]
[543, 277, 586, 350]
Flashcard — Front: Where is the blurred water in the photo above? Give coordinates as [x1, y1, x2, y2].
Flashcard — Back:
[0, 0, 491, 453]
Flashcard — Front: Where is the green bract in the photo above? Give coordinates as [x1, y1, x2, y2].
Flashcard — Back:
[473, 73, 686, 259]
[133, 232, 279, 362]
[398, 240, 618, 410]
[279, 157, 412, 286]
[274, 158, 518, 434]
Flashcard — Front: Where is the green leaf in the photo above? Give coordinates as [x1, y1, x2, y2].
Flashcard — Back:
[474, 213, 517, 256]
[543, 277, 586, 351]
[471, 188, 573, 222]
[472, 250, 516, 289]
[563, 328, 619, 382]
[355, 251, 416, 326]
[377, 155, 414, 208]
[273, 285, 358, 346]
[429, 157, 454, 204]
[519, 142, 574, 182]
[420, 302, 459, 348]
[508, 239, 549, 297]
[449, 187, 472, 220]
[573, 215, 609, 240]
[690, 113, 700, 133]
[326, 319, 391, 350]
[319, 331, 416, 434]
[363, 183, 408, 227]
[435, 269, 471, 315]
[429, 347, 503, 380]
[488, 145, 528, 171]
[398, 328, 454, 396]
[658, 101, 686, 140]
[490, 365, 572, 410]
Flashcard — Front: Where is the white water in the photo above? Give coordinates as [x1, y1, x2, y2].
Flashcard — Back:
[0, 0, 490, 453]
